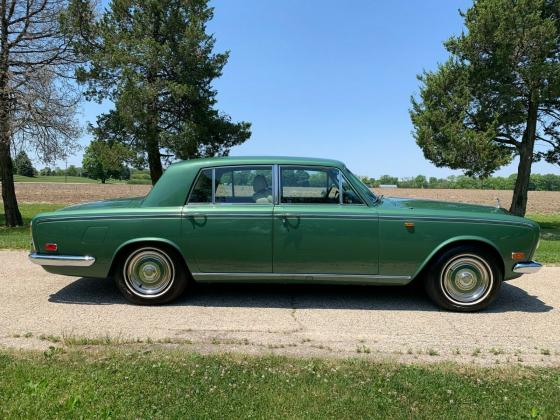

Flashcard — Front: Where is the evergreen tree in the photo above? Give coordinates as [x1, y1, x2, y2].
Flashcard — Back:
[411, 0, 560, 215]
[74, 0, 251, 185]
[14, 151, 35, 177]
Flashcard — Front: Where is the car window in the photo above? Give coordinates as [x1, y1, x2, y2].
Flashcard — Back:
[341, 175, 364, 205]
[280, 166, 341, 204]
[188, 169, 213, 203]
[215, 166, 273, 204]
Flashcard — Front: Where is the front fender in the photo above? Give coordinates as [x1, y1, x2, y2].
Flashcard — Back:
[411, 235, 503, 280]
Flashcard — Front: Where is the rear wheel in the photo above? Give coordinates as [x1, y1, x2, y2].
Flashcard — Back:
[115, 245, 188, 305]
[424, 245, 502, 312]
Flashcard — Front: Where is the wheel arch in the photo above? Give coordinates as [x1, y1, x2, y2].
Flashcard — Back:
[411, 236, 505, 281]
[108, 238, 192, 278]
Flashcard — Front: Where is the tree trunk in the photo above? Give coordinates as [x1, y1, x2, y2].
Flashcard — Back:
[146, 135, 163, 185]
[0, 141, 23, 226]
[144, 8, 164, 187]
[510, 97, 538, 217]
[0, 80, 22, 226]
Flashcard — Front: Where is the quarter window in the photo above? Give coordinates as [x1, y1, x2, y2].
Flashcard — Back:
[189, 169, 213, 203]
[341, 175, 364, 204]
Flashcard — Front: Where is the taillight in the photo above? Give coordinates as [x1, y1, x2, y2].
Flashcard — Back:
[44, 243, 58, 252]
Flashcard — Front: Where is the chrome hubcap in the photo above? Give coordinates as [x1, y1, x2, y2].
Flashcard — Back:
[441, 254, 493, 305]
[124, 248, 174, 298]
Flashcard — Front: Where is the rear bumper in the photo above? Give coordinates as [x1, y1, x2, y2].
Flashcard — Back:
[513, 261, 542, 274]
[28, 253, 96, 267]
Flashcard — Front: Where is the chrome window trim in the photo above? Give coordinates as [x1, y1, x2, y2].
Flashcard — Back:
[273, 164, 280, 205]
[338, 169, 343, 205]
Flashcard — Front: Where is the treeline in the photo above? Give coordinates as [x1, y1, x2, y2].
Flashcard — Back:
[12, 151, 133, 182]
[360, 174, 560, 191]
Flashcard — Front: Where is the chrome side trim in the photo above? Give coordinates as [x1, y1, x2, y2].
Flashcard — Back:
[192, 272, 411, 285]
[378, 214, 535, 228]
[28, 253, 96, 267]
[513, 261, 542, 274]
[36, 214, 181, 224]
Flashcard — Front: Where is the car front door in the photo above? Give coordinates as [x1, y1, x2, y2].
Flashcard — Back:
[273, 165, 379, 276]
[182, 165, 274, 277]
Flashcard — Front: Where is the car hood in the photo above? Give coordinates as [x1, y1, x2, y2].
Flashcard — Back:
[380, 196, 509, 215]
[59, 196, 146, 211]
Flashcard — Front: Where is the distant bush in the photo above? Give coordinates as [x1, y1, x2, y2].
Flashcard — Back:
[127, 178, 152, 185]
[128, 170, 151, 184]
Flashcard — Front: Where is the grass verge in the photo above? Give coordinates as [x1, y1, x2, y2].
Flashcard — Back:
[0, 203, 61, 249]
[0, 347, 558, 418]
[1, 203, 559, 264]
[13, 175, 125, 184]
[528, 214, 560, 264]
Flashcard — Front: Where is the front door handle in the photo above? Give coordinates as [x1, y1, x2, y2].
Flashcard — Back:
[279, 213, 296, 219]
[278, 213, 299, 229]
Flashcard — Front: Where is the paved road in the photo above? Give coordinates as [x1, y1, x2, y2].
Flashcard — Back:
[1, 250, 559, 365]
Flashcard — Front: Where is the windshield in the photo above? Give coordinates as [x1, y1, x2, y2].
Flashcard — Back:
[344, 168, 379, 205]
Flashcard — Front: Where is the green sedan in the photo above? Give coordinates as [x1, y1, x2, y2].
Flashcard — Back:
[29, 157, 542, 311]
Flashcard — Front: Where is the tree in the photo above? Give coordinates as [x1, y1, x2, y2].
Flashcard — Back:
[39, 167, 52, 176]
[74, 0, 251, 185]
[0, 0, 85, 226]
[410, 0, 560, 216]
[13, 151, 34, 177]
[66, 165, 79, 177]
[82, 140, 132, 183]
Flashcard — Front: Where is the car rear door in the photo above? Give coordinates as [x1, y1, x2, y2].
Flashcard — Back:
[182, 165, 274, 276]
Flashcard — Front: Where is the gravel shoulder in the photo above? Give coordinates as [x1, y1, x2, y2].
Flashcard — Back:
[1, 250, 559, 366]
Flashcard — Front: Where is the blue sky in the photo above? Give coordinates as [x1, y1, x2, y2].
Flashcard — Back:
[73, 0, 560, 178]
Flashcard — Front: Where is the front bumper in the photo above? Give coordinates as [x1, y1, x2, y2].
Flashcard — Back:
[28, 253, 95, 267]
[513, 261, 542, 274]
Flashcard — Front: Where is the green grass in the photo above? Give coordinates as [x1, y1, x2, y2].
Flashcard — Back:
[0, 347, 558, 418]
[13, 175, 126, 184]
[13, 175, 98, 183]
[527, 214, 560, 265]
[1, 203, 559, 264]
[0, 203, 61, 249]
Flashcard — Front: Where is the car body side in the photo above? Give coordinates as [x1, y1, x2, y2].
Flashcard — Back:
[30, 156, 540, 283]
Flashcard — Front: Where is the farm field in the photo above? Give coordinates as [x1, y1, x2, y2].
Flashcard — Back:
[10, 182, 151, 204]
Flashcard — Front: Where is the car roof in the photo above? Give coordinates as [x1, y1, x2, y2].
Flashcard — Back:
[170, 156, 345, 168]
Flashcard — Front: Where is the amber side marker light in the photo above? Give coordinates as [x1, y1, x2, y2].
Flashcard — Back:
[44, 243, 58, 252]
[404, 222, 415, 229]
[511, 252, 526, 261]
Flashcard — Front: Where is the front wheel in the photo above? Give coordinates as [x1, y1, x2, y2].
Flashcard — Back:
[424, 245, 502, 312]
[115, 246, 188, 305]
